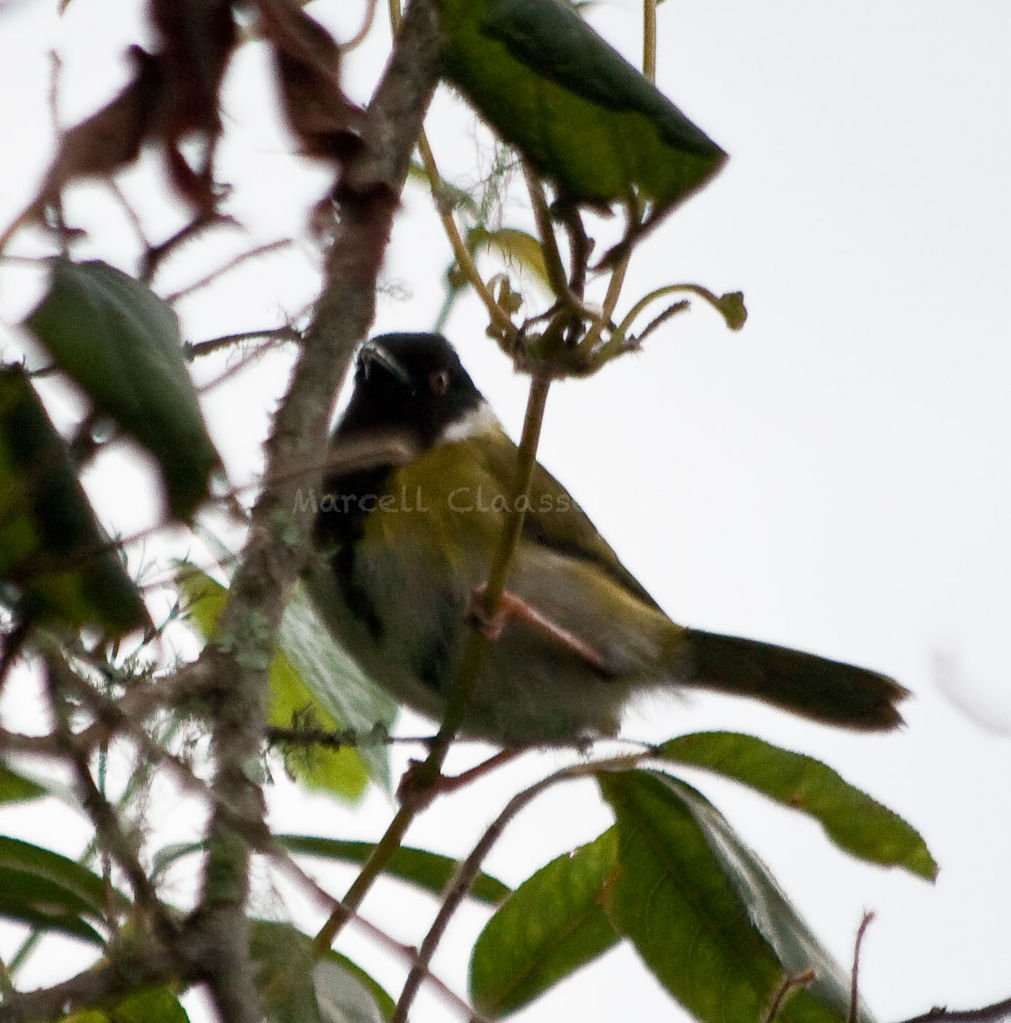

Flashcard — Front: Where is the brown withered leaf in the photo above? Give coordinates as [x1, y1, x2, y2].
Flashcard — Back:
[256, 0, 363, 159]
[149, 0, 237, 207]
[31, 47, 161, 216]
[0, 0, 236, 250]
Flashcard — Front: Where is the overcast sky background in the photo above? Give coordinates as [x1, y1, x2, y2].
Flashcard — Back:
[1, 1, 1010, 1021]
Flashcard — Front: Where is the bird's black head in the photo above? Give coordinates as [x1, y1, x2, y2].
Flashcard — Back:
[335, 333, 486, 450]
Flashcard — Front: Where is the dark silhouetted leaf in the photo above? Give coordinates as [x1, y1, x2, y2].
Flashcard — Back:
[26, 259, 223, 521]
[470, 829, 619, 1016]
[0, 836, 130, 946]
[258, 0, 363, 159]
[0, 48, 161, 249]
[0, 2, 236, 245]
[600, 771, 867, 1023]
[658, 731, 937, 880]
[149, 0, 236, 205]
[0, 366, 150, 635]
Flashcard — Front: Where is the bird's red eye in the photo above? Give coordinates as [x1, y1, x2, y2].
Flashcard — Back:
[429, 369, 450, 396]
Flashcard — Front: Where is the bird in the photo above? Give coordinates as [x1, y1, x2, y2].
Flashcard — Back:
[307, 332, 907, 746]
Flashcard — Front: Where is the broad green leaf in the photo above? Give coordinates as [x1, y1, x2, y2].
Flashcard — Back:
[177, 566, 393, 799]
[0, 366, 150, 636]
[0, 763, 50, 804]
[600, 771, 868, 1023]
[277, 835, 510, 905]
[470, 829, 619, 1016]
[440, 0, 726, 209]
[251, 920, 390, 1023]
[25, 258, 222, 520]
[658, 731, 937, 880]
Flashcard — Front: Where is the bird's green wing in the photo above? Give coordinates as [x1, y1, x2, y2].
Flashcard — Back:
[477, 436, 662, 612]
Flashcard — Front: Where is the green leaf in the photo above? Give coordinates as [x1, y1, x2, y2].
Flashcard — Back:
[600, 771, 868, 1023]
[277, 582, 398, 792]
[269, 648, 371, 802]
[0, 868, 104, 945]
[177, 566, 394, 799]
[468, 226, 551, 288]
[0, 836, 121, 915]
[0, 837, 126, 946]
[251, 920, 391, 1023]
[470, 829, 620, 1016]
[0, 763, 50, 804]
[277, 834, 510, 905]
[440, 0, 726, 209]
[25, 258, 222, 520]
[0, 366, 150, 636]
[658, 731, 937, 880]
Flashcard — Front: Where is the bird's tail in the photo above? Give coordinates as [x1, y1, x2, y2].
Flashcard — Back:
[682, 629, 908, 731]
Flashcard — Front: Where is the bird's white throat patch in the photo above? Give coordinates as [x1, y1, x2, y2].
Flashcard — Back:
[439, 401, 501, 444]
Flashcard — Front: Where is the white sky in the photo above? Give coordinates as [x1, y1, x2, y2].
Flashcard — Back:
[1, 1, 1010, 1021]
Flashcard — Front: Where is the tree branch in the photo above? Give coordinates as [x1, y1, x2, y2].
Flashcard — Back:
[896, 997, 1011, 1023]
[189, 2, 443, 1020]
[0, 944, 181, 1023]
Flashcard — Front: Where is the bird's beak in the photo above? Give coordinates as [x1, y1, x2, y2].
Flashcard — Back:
[359, 340, 412, 387]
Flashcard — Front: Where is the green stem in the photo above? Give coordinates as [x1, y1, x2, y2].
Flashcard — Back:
[643, 0, 657, 82]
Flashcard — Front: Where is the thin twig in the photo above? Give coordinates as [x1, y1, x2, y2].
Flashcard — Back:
[896, 997, 1011, 1023]
[390, 754, 645, 1022]
[417, 131, 516, 338]
[850, 911, 875, 1023]
[43, 656, 177, 941]
[345, 0, 379, 50]
[141, 210, 238, 284]
[108, 181, 151, 252]
[643, 0, 657, 83]
[761, 969, 815, 1023]
[185, 325, 300, 360]
[0, 942, 182, 1023]
[164, 239, 296, 303]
